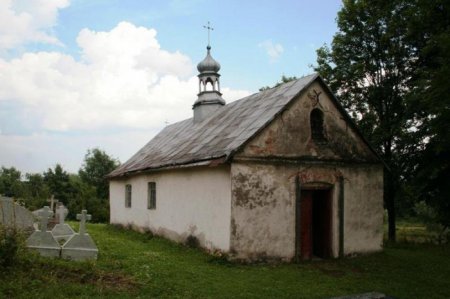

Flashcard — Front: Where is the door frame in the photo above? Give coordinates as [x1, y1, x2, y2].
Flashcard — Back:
[295, 177, 334, 261]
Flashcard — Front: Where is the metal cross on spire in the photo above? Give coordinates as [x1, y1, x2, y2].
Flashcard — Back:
[203, 21, 214, 47]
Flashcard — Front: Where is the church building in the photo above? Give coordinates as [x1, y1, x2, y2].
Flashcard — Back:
[108, 43, 384, 261]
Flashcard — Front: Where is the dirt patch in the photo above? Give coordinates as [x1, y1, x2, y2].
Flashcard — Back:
[56, 268, 138, 291]
[25, 260, 139, 292]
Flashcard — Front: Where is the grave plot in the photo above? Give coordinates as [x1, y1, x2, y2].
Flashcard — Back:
[26, 206, 61, 258]
[51, 204, 74, 244]
[61, 210, 98, 261]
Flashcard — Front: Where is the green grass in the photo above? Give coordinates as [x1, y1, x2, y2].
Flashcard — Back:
[1, 223, 449, 299]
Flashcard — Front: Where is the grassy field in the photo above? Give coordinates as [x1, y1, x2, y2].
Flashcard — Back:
[1, 223, 449, 299]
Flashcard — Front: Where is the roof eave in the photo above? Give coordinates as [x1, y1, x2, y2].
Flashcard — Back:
[107, 155, 228, 179]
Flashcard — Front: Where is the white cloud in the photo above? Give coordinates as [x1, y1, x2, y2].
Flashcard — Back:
[0, 0, 69, 50]
[0, 21, 251, 172]
[258, 40, 284, 62]
[0, 22, 246, 131]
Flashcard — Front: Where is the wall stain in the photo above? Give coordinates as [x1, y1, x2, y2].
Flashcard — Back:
[232, 172, 277, 209]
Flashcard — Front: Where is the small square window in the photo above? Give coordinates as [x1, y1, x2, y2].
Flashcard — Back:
[148, 182, 156, 209]
[125, 184, 132, 208]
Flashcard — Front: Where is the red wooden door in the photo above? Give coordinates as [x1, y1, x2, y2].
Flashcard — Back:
[300, 190, 313, 260]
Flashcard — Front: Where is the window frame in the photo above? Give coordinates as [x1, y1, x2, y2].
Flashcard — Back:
[147, 182, 156, 210]
[125, 184, 132, 208]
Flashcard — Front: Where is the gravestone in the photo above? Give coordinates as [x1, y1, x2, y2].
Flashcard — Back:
[0, 196, 35, 233]
[51, 204, 74, 243]
[26, 206, 61, 257]
[33, 196, 60, 227]
[61, 210, 98, 261]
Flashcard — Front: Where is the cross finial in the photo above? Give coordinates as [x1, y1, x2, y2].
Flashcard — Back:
[38, 206, 53, 231]
[76, 210, 92, 235]
[203, 21, 214, 47]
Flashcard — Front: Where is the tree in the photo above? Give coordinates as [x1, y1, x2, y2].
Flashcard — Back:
[314, 0, 419, 241]
[77, 148, 120, 223]
[66, 175, 109, 223]
[0, 167, 25, 198]
[79, 148, 120, 200]
[23, 173, 51, 210]
[43, 164, 71, 204]
[406, 0, 450, 232]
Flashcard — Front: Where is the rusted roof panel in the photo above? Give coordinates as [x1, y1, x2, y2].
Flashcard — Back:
[108, 73, 318, 177]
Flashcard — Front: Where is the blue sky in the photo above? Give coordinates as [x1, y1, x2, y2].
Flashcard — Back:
[0, 0, 342, 174]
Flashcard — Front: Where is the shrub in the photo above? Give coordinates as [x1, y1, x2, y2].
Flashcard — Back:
[185, 235, 200, 248]
[0, 225, 24, 268]
[414, 201, 450, 244]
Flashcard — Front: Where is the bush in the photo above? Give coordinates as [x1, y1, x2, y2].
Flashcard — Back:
[185, 235, 200, 248]
[0, 225, 24, 268]
[414, 201, 450, 244]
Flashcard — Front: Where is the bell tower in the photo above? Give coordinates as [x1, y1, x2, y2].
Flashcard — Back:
[193, 22, 225, 123]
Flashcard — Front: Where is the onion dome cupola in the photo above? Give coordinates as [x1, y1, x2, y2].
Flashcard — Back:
[197, 45, 221, 73]
[193, 23, 225, 123]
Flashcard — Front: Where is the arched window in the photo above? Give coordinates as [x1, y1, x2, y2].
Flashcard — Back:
[310, 109, 326, 142]
[205, 77, 214, 91]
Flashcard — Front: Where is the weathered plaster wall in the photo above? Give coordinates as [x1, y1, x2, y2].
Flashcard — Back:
[230, 81, 383, 261]
[110, 165, 231, 251]
[341, 165, 384, 254]
[230, 163, 296, 261]
[230, 162, 383, 261]
[240, 81, 377, 163]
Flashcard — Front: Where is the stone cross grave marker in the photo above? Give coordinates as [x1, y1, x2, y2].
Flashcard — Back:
[77, 210, 91, 235]
[38, 206, 53, 231]
[57, 205, 67, 224]
[51, 204, 74, 243]
[26, 205, 61, 258]
[61, 209, 98, 261]
[47, 195, 58, 212]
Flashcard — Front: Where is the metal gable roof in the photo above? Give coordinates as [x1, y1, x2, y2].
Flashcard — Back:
[108, 73, 319, 178]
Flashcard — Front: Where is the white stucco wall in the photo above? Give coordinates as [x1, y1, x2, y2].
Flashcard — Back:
[109, 165, 231, 251]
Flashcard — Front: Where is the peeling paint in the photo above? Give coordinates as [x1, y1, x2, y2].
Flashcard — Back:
[230, 162, 383, 261]
[232, 172, 277, 209]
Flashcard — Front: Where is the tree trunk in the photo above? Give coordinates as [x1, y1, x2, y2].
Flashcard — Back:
[384, 141, 396, 242]
[385, 171, 396, 242]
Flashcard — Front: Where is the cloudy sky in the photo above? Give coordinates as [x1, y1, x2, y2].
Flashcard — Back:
[0, 0, 341, 174]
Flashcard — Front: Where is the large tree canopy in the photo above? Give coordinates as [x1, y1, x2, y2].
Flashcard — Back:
[406, 0, 450, 231]
[79, 148, 120, 200]
[314, 0, 414, 241]
[313, 0, 450, 240]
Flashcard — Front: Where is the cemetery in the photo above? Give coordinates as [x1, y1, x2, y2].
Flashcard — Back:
[1, 196, 98, 261]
